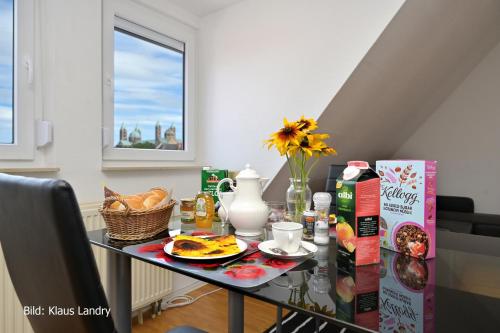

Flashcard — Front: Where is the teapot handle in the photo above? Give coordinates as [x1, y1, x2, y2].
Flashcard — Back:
[216, 178, 235, 220]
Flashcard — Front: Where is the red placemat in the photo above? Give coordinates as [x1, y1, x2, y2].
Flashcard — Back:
[124, 236, 309, 288]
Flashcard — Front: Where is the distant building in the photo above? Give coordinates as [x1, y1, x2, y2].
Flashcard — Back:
[155, 123, 183, 150]
[116, 123, 132, 147]
[116, 122, 182, 150]
[129, 125, 142, 144]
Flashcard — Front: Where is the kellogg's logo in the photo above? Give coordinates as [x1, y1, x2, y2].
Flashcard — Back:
[380, 296, 418, 321]
[381, 185, 419, 205]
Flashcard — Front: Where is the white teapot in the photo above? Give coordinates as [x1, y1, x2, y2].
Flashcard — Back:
[216, 164, 269, 236]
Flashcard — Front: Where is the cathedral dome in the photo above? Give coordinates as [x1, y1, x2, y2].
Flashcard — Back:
[129, 126, 142, 143]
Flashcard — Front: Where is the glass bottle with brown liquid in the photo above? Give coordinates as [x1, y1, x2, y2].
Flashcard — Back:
[195, 191, 215, 228]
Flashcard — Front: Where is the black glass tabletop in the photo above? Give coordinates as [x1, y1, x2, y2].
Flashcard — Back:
[87, 220, 500, 333]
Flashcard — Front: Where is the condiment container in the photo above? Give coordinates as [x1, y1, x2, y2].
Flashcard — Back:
[180, 198, 195, 224]
[313, 192, 332, 245]
[195, 192, 215, 228]
[302, 210, 316, 241]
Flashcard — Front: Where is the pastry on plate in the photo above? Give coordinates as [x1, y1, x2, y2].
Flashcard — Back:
[171, 235, 241, 257]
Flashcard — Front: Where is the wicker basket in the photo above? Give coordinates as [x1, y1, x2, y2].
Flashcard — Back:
[99, 196, 176, 240]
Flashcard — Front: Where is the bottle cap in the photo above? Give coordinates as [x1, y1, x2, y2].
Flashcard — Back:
[347, 161, 369, 169]
[313, 192, 332, 207]
[313, 192, 332, 212]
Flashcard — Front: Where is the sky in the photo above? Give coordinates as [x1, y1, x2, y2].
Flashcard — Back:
[113, 29, 184, 146]
[0, 0, 14, 144]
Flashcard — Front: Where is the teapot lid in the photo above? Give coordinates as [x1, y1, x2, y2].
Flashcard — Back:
[236, 164, 260, 179]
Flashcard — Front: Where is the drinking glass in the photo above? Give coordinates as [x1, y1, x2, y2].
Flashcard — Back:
[267, 201, 286, 221]
[266, 202, 286, 239]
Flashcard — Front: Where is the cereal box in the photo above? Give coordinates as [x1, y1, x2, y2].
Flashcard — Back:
[336, 161, 380, 267]
[376, 161, 437, 259]
[379, 249, 435, 333]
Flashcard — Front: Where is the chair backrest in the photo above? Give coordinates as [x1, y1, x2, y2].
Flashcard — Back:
[0, 174, 115, 333]
[436, 195, 475, 213]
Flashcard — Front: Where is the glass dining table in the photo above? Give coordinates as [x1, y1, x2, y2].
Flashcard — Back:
[87, 218, 500, 333]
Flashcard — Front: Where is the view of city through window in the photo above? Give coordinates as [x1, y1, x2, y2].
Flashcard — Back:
[114, 28, 184, 150]
[0, 0, 14, 144]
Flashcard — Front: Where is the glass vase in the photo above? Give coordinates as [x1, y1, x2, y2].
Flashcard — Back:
[286, 178, 312, 222]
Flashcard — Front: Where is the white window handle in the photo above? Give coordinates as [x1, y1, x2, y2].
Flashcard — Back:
[24, 56, 33, 85]
[102, 127, 110, 148]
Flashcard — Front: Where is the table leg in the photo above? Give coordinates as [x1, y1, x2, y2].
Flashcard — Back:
[107, 251, 131, 333]
[276, 305, 283, 333]
[228, 290, 244, 333]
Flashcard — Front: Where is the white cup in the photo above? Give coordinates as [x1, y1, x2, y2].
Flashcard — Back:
[272, 222, 303, 253]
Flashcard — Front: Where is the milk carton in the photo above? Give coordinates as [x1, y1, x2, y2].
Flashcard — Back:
[376, 161, 437, 259]
[379, 249, 435, 333]
[336, 161, 380, 267]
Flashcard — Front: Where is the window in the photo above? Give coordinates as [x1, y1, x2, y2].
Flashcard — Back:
[0, 0, 14, 145]
[113, 26, 184, 151]
[103, 0, 196, 162]
[0, 0, 35, 160]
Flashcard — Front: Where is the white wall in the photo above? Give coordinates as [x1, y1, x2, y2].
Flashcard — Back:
[263, 0, 500, 201]
[0, 0, 202, 293]
[394, 40, 500, 214]
[0, 0, 404, 292]
[198, 0, 404, 178]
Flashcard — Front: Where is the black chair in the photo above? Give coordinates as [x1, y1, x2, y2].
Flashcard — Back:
[436, 195, 474, 213]
[0, 174, 205, 333]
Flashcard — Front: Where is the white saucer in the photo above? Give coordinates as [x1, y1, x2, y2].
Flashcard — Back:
[258, 240, 318, 259]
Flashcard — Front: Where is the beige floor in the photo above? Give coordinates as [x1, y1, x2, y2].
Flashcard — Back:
[132, 284, 287, 333]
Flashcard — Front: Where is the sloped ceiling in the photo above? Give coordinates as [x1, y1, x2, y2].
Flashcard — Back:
[264, 0, 500, 200]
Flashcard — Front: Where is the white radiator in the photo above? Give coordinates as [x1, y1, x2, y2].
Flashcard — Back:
[0, 246, 33, 333]
[0, 203, 173, 333]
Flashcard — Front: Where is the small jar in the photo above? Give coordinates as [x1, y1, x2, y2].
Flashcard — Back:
[180, 198, 195, 224]
[301, 210, 317, 241]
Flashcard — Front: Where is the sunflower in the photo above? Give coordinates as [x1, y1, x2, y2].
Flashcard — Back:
[296, 116, 318, 133]
[289, 133, 328, 157]
[266, 118, 305, 155]
[317, 146, 337, 157]
[265, 115, 337, 223]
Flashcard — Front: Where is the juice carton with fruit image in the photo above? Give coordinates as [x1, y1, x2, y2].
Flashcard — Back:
[336, 264, 380, 331]
[376, 160, 437, 259]
[336, 161, 380, 267]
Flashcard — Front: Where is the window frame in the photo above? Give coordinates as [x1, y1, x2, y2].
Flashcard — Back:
[0, 0, 35, 160]
[102, 0, 196, 162]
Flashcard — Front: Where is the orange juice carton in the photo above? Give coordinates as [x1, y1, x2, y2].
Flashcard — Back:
[336, 264, 380, 331]
[336, 161, 380, 267]
[376, 160, 437, 259]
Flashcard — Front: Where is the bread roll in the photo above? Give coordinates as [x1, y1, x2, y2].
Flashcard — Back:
[124, 195, 145, 210]
[138, 191, 155, 200]
[150, 188, 167, 199]
[104, 187, 168, 211]
[143, 195, 162, 209]
[109, 201, 125, 211]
